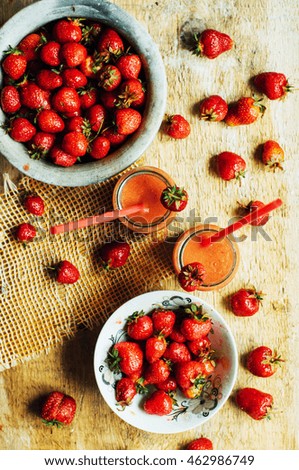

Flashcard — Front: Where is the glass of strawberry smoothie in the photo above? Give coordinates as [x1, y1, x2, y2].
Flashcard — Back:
[173, 224, 240, 291]
[112, 166, 177, 233]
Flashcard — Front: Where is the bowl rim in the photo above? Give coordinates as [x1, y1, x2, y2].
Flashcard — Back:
[0, 0, 167, 187]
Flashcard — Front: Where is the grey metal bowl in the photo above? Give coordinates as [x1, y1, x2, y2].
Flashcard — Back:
[0, 0, 167, 187]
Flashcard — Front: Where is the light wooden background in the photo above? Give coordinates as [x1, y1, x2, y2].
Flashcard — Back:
[0, 0, 298, 450]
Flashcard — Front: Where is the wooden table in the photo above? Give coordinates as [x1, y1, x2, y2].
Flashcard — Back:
[0, 0, 298, 451]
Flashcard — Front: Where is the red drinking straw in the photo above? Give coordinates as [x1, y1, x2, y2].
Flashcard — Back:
[200, 198, 283, 247]
[50, 204, 149, 235]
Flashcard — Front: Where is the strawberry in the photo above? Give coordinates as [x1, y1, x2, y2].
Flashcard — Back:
[192, 29, 233, 59]
[18, 33, 43, 61]
[52, 87, 81, 114]
[160, 185, 188, 212]
[9, 117, 36, 142]
[144, 359, 171, 385]
[186, 437, 213, 450]
[99, 89, 118, 110]
[246, 346, 284, 378]
[216, 151, 246, 181]
[55, 260, 80, 284]
[155, 375, 177, 392]
[235, 387, 273, 420]
[98, 64, 122, 91]
[52, 19, 82, 44]
[243, 200, 270, 226]
[97, 28, 124, 57]
[85, 104, 106, 132]
[180, 304, 212, 341]
[225, 97, 266, 126]
[253, 72, 292, 100]
[114, 108, 142, 135]
[66, 116, 91, 135]
[126, 310, 154, 341]
[118, 78, 145, 108]
[0, 85, 21, 113]
[145, 335, 167, 364]
[108, 341, 143, 377]
[143, 390, 173, 416]
[175, 360, 207, 398]
[169, 325, 187, 343]
[78, 86, 98, 109]
[61, 131, 88, 157]
[163, 341, 191, 363]
[89, 136, 110, 159]
[19, 82, 49, 110]
[23, 194, 45, 216]
[81, 22, 102, 47]
[61, 68, 88, 89]
[16, 222, 37, 242]
[41, 391, 76, 426]
[115, 377, 137, 407]
[2, 48, 27, 80]
[99, 240, 130, 269]
[187, 336, 211, 357]
[231, 288, 263, 317]
[36, 109, 65, 134]
[116, 54, 142, 80]
[60, 42, 88, 68]
[36, 69, 62, 91]
[178, 262, 206, 292]
[50, 146, 78, 167]
[261, 140, 284, 170]
[164, 114, 191, 139]
[80, 54, 102, 79]
[198, 95, 228, 121]
[40, 41, 61, 67]
[29, 131, 56, 159]
[102, 127, 127, 147]
[151, 309, 176, 337]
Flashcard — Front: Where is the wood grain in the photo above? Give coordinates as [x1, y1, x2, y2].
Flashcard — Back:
[0, 0, 298, 450]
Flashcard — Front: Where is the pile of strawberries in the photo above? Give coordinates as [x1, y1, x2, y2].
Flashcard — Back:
[107, 302, 215, 416]
[0, 18, 145, 165]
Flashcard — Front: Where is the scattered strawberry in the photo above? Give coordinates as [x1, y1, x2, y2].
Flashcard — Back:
[216, 151, 246, 181]
[108, 341, 143, 377]
[40, 41, 61, 67]
[160, 185, 188, 212]
[18, 33, 43, 61]
[126, 310, 154, 341]
[253, 72, 292, 100]
[89, 136, 110, 159]
[115, 377, 137, 407]
[144, 359, 171, 385]
[16, 222, 37, 242]
[41, 391, 76, 426]
[143, 390, 173, 416]
[178, 262, 206, 292]
[23, 194, 45, 216]
[114, 108, 142, 135]
[164, 114, 190, 139]
[99, 240, 130, 269]
[28, 131, 56, 159]
[52, 86, 81, 114]
[198, 95, 228, 121]
[261, 140, 284, 170]
[246, 346, 284, 377]
[36, 109, 65, 134]
[151, 309, 176, 337]
[163, 341, 191, 363]
[235, 387, 273, 420]
[55, 260, 80, 284]
[225, 97, 266, 126]
[2, 48, 27, 80]
[116, 53, 142, 79]
[53, 18, 82, 44]
[36, 69, 63, 90]
[98, 64, 122, 91]
[61, 68, 88, 89]
[243, 200, 270, 226]
[50, 146, 78, 167]
[61, 131, 88, 157]
[231, 288, 263, 317]
[192, 29, 233, 59]
[180, 304, 212, 341]
[97, 28, 124, 57]
[9, 117, 36, 142]
[60, 42, 87, 68]
[186, 437, 214, 450]
[0, 85, 21, 113]
[145, 335, 167, 363]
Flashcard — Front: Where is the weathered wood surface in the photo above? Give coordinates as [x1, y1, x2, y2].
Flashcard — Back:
[0, 0, 298, 450]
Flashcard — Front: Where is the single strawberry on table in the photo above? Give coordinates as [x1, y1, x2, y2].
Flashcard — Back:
[246, 346, 284, 377]
[198, 95, 228, 121]
[178, 262, 206, 292]
[186, 437, 214, 450]
[241, 200, 270, 226]
[143, 390, 173, 416]
[231, 288, 263, 317]
[225, 97, 266, 126]
[99, 240, 130, 269]
[23, 194, 45, 216]
[41, 391, 76, 427]
[235, 387, 273, 420]
[115, 377, 137, 407]
[164, 114, 191, 139]
[54, 260, 80, 284]
[253, 72, 292, 100]
[192, 29, 233, 59]
[160, 185, 188, 212]
[215, 151, 246, 181]
[261, 140, 284, 170]
[126, 310, 154, 341]
[16, 222, 37, 242]
[108, 341, 143, 378]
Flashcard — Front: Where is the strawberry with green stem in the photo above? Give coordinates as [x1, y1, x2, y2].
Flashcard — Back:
[216, 151, 246, 181]
[246, 346, 284, 377]
[2, 47, 27, 80]
[178, 262, 206, 292]
[160, 185, 188, 212]
[236, 387, 273, 420]
[231, 288, 263, 317]
[126, 310, 154, 341]
[180, 303, 212, 341]
[261, 140, 284, 171]
[41, 391, 76, 427]
[192, 29, 233, 59]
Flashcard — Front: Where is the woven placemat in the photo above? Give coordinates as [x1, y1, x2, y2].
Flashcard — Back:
[0, 168, 175, 371]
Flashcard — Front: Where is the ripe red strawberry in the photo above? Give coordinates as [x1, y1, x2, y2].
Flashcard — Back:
[115, 377, 137, 407]
[231, 288, 262, 317]
[16, 222, 37, 242]
[108, 341, 143, 377]
[261, 140, 284, 170]
[216, 151, 246, 181]
[145, 335, 167, 364]
[116, 54, 142, 79]
[186, 437, 213, 450]
[175, 360, 207, 398]
[163, 341, 191, 363]
[118, 78, 145, 108]
[60, 42, 87, 68]
[143, 390, 173, 416]
[52, 19, 82, 44]
[81, 22, 102, 46]
[246, 346, 284, 378]
[198, 95, 228, 121]
[80, 54, 102, 79]
[2, 48, 27, 80]
[165, 114, 191, 139]
[18, 33, 43, 61]
[99, 240, 130, 269]
[66, 116, 90, 135]
[98, 64, 122, 91]
[180, 304, 212, 341]
[253, 72, 292, 100]
[23, 194, 45, 216]
[29, 132, 56, 159]
[85, 104, 106, 132]
[89, 136, 110, 159]
[144, 359, 171, 384]
[19, 82, 49, 110]
[55, 260, 80, 284]
[97, 28, 124, 57]
[102, 127, 127, 147]
[52, 87, 81, 114]
[40, 41, 61, 67]
[78, 86, 98, 109]
[192, 29, 233, 59]
[36, 69, 63, 90]
[41, 391, 76, 426]
[169, 325, 187, 343]
[225, 97, 266, 126]
[62, 131, 88, 157]
[61, 68, 88, 88]
[155, 375, 177, 392]
[126, 310, 154, 341]
[0, 85, 21, 113]
[114, 108, 142, 135]
[37, 109, 65, 134]
[151, 309, 176, 337]
[99, 89, 118, 110]
[235, 387, 273, 420]
[244, 200, 270, 226]
[9, 117, 36, 142]
[160, 186, 188, 212]
[178, 262, 206, 292]
[50, 146, 78, 167]
[187, 336, 211, 357]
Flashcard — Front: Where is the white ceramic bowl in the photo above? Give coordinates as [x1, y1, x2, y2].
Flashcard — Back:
[0, 0, 167, 186]
[94, 290, 238, 434]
